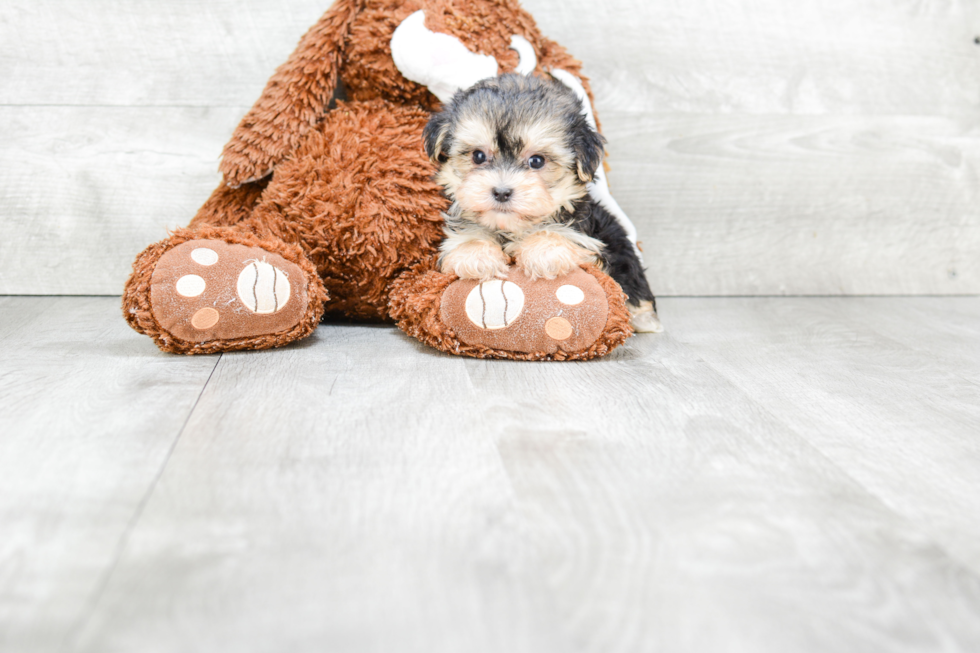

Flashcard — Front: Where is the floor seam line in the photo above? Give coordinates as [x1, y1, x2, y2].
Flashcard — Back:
[63, 353, 223, 649]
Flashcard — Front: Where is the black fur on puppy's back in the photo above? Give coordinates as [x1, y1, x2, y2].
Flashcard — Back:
[572, 199, 656, 310]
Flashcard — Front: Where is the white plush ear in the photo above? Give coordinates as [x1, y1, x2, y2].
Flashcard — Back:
[509, 35, 537, 75]
[391, 10, 499, 104]
[550, 68, 644, 261]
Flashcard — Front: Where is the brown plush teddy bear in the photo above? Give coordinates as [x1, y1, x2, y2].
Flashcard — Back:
[122, 0, 654, 360]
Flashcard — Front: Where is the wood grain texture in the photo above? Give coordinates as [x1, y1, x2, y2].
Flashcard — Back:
[0, 106, 236, 295]
[3, 0, 977, 114]
[1, 0, 979, 296]
[663, 296, 980, 573]
[839, 296, 980, 383]
[45, 299, 980, 653]
[604, 113, 980, 295]
[3, 107, 977, 296]
[0, 0, 327, 107]
[523, 0, 980, 116]
[0, 297, 219, 653]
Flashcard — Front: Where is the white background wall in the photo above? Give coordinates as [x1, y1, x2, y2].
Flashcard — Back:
[1, 0, 977, 295]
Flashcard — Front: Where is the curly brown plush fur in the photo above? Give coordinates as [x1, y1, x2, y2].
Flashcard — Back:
[240, 100, 447, 320]
[218, 0, 599, 188]
[122, 0, 631, 360]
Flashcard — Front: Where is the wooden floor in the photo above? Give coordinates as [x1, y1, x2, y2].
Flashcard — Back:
[2, 295, 979, 652]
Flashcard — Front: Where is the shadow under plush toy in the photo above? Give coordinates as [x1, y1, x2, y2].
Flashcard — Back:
[123, 0, 661, 360]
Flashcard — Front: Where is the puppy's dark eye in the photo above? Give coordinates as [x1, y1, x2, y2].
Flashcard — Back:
[472, 150, 487, 165]
[528, 155, 545, 169]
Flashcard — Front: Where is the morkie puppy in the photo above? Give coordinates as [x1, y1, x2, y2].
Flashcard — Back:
[423, 73, 659, 330]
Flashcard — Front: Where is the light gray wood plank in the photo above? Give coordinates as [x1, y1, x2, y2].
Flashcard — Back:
[0, 106, 238, 295]
[524, 0, 980, 116]
[3, 107, 977, 296]
[0, 1, 327, 107]
[72, 328, 527, 653]
[662, 296, 980, 573]
[606, 112, 980, 296]
[70, 319, 980, 652]
[834, 296, 980, 383]
[3, 1, 978, 296]
[0, 297, 219, 653]
[3, 0, 978, 116]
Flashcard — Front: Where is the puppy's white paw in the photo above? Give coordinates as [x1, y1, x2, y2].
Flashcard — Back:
[513, 232, 597, 280]
[629, 300, 663, 333]
[440, 239, 509, 282]
[519, 251, 577, 280]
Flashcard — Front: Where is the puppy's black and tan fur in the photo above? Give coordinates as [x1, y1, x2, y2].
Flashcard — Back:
[424, 73, 658, 327]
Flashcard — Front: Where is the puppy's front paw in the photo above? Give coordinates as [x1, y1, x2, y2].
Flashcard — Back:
[440, 240, 509, 282]
[513, 232, 598, 280]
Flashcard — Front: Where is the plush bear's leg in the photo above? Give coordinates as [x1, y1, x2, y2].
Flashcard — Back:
[123, 225, 326, 354]
[124, 99, 439, 354]
[238, 99, 447, 321]
[388, 262, 633, 361]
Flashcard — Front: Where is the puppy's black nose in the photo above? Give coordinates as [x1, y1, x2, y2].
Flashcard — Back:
[492, 187, 513, 203]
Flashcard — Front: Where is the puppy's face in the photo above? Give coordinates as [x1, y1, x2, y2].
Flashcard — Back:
[424, 74, 605, 232]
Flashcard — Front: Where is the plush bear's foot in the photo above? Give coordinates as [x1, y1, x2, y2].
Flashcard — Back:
[124, 231, 326, 354]
[150, 238, 311, 342]
[389, 263, 632, 361]
[442, 267, 611, 354]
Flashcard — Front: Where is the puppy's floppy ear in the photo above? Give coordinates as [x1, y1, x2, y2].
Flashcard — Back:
[571, 122, 606, 183]
[423, 111, 453, 164]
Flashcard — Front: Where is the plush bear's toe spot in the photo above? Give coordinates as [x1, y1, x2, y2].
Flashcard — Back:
[150, 239, 310, 344]
[556, 285, 585, 305]
[464, 280, 524, 329]
[545, 317, 573, 340]
[175, 275, 206, 297]
[191, 247, 219, 266]
[191, 308, 220, 330]
[237, 261, 291, 314]
[440, 267, 609, 355]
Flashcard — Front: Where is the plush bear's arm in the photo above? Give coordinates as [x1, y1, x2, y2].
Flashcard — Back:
[219, 0, 362, 188]
[188, 180, 270, 229]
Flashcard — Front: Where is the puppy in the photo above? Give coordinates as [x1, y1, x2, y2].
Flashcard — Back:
[423, 73, 660, 331]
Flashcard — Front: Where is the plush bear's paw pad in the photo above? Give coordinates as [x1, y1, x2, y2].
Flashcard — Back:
[462, 280, 525, 329]
[150, 240, 309, 343]
[441, 267, 608, 354]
